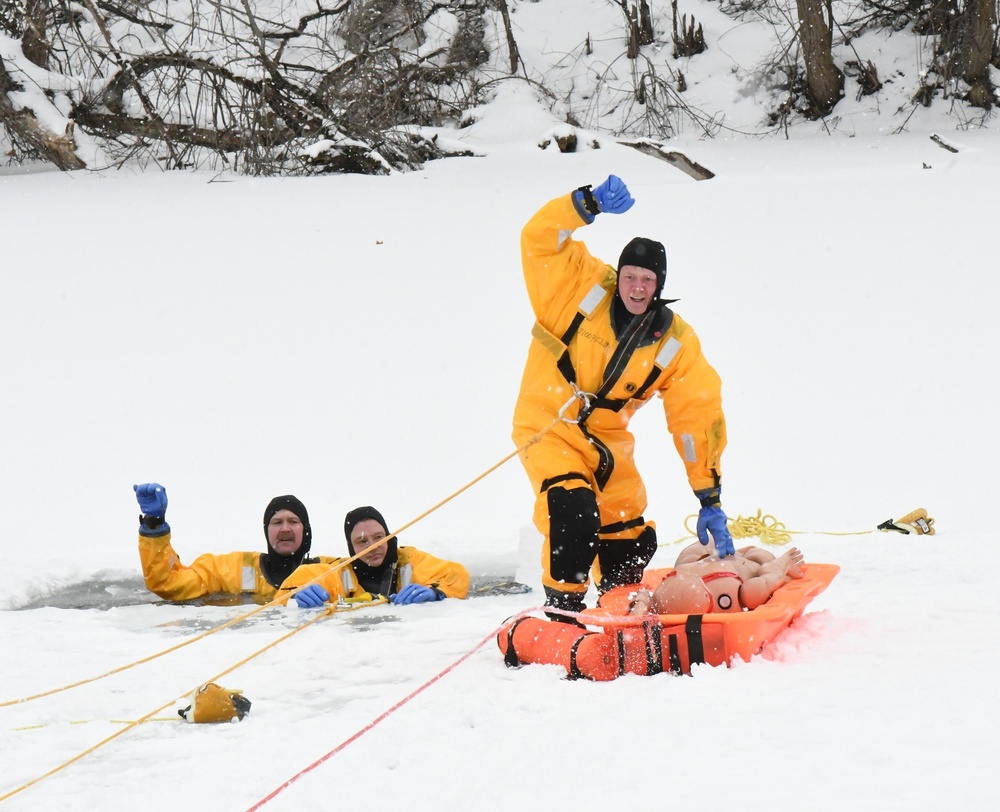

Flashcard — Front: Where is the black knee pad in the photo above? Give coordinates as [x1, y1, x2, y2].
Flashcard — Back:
[546, 486, 600, 585]
[597, 525, 658, 592]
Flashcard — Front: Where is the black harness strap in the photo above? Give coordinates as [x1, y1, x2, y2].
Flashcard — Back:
[554, 312, 585, 386]
[542, 291, 678, 419]
[537, 293, 679, 492]
[616, 629, 626, 677]
[644, 621, 664, 675]
[580, 424, 615, 490]
[686, 615, 705, 666]
[599, 516, 647, 535]
[560, 312, 585, 347]
[568, 633, 593, 680]
[575, 307, 658, 426]
[502, 617, 532, 668]
[667, 633, 682, 674]
[540, 472, 590, 494]
[581, 311, 677, 415]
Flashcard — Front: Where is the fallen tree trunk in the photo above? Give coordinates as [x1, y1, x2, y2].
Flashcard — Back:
[0, 56, 86, 170]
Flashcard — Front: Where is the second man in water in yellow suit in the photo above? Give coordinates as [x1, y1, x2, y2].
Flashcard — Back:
[279, 505, 469, 607]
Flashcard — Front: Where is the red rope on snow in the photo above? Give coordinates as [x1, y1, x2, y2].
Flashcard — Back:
[245, 606, 542, 811]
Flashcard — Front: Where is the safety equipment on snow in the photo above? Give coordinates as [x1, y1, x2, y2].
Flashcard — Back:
[178, 683, 251, 723]
[877, 508, 935, 535]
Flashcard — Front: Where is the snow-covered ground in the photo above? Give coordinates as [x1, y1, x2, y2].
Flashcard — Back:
[3, 3, 1000, 810]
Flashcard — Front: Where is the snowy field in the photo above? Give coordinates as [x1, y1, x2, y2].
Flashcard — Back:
[4, 122, 998, 811]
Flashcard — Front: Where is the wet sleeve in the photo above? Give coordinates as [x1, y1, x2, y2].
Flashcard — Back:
[138, 532, 246, 600]
[405, 549, 471, 599]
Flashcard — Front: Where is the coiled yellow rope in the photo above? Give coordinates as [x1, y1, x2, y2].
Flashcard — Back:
[674, 508, 875, 547]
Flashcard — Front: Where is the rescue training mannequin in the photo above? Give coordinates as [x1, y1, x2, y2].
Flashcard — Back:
[511, 174, 735, 622]
[278, 505, 470, 607]
[135, 484, 333, 602]
[627, 541, 805, 615]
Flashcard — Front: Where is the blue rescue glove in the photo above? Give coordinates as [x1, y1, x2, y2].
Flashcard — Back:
[697, 506, 735, 558]
[134, 482, 168, 519]
[389, 584, 441, 605]
[592, 174, 634, 214]
[293, 584, 330, 608]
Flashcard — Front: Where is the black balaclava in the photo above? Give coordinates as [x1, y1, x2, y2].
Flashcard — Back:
[344, 505, 399, 596]
[260, 494, 313, 588]
[613, 236, 673, 339]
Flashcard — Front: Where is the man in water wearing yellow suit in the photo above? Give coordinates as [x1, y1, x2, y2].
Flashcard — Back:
[512, 174, 735, 622]
[135, 483, 333, 602]
[278, 505, 470, 607]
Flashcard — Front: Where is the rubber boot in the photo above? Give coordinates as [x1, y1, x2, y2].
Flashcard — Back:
[543, 586, 586, 626]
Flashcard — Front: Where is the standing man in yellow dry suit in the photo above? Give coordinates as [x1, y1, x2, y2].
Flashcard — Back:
[135, 483, 333, 602]
[513, 174, 734, 622]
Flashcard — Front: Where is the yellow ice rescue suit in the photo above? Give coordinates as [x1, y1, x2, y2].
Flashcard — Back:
[138, 494, 333, 603]
[138, 532, 334, 603]
[512, 190, 726, 615]
[275, 547, 470, 604]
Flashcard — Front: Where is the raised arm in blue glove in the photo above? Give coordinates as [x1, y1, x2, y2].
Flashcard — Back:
[572, 174, 635, 222]
[293, 584, 330, 608]
[694, 488, 735, 558]
[592, 174, 635, 214]
[390, 584, 442, 605]
[134, 482, 168, 518]
[134, 483, 169, 535]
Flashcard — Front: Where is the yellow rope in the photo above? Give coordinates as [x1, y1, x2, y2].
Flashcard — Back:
[12, 718, 178, 732]
[727, 509, 793, 545]
[0, 600, 278, 709]
[1, 415, 564, 712]
[0, 597, 388, 803]
[672, 508, 876, 548]
[0, 416, 569, 801]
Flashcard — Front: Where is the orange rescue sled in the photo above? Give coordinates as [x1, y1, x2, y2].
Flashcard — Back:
[498, 563, 839, 680]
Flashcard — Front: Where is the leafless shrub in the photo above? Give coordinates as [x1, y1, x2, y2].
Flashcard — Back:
[614, 0, 655, 59]
[843, 59, 882, 99]
[447, 8, 488, 69]
[612, 58, 722, 138]
[1, 0, 498, 173]
[671, 0, 706, 58]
